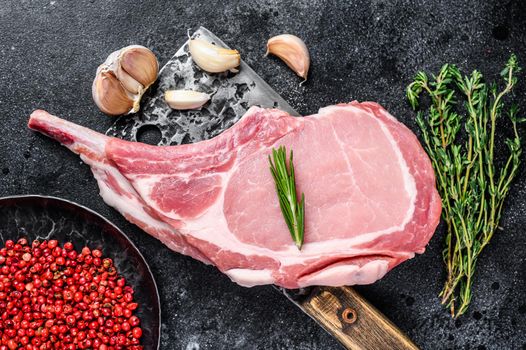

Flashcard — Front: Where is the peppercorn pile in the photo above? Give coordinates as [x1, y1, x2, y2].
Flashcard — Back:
[0, 238, 143, 350]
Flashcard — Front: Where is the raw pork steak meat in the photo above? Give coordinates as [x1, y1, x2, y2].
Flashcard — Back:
[28, 102, 441, 288]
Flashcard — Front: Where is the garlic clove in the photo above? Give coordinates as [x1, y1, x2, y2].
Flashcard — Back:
[266, 34, 310, 81]
[92, 69, 134, 116]
[164, 90, 210, 110]
[119, 46, 159, 87]
[115, 63, 144, 95]
[188, 39, 240, 73]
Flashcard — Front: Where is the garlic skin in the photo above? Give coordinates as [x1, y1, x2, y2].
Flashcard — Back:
[188, 39, 240, 73]
[266, 34, 310, 82]
[164, 90, 210, 110]
[92, 70, 134, 116]
[92, 45, 158, 116]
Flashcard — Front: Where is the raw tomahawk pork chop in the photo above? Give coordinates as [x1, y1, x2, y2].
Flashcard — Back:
[28, 102, 441, 288]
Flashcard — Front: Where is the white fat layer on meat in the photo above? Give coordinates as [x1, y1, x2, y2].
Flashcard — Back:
[75, 150, 161, 228]
[224, 269, 275, 287]
[225, 259, 389, 288]
[127, 175, 164, 212]
[298, 259, 389, 287]
[57, 127, 211, 264]
[375, 111, 417, 227]
[84, 156, 215, 264]
[90, 162, 172, 233]
[157, 104, 417, 264]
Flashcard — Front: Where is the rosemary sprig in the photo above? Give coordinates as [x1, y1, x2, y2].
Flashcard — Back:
[407, 55, 522, 317]
[269, 146, 305, 250]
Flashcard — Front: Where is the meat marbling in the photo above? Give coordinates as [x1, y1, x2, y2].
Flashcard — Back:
[28, 102, 441, 288]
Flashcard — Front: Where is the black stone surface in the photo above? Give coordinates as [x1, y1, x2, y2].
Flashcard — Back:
[1, 1, 525, 349]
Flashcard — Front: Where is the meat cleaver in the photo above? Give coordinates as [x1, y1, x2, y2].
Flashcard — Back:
[107, 26, 419, 350]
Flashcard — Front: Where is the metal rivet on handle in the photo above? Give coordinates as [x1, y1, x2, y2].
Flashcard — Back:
[342, 308, 357, 324]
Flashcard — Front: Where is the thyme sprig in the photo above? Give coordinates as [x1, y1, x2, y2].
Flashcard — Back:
[269, 146, 305, 250]
[407, 55, 523, 317]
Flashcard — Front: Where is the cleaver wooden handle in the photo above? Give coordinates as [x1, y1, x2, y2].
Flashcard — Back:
[300, 286, 419, 350]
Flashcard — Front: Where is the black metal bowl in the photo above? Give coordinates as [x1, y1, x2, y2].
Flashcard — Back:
[0, 195, 161, 350]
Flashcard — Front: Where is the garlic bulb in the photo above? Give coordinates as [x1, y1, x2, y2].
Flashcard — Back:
[164, 90, 210, 110]
[188, 39, 240, 73]
[92, 45, 158, 116]
[266, 34, 310, 82]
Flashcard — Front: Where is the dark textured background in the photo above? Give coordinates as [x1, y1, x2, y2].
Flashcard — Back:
[1, 0, 525, 349]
